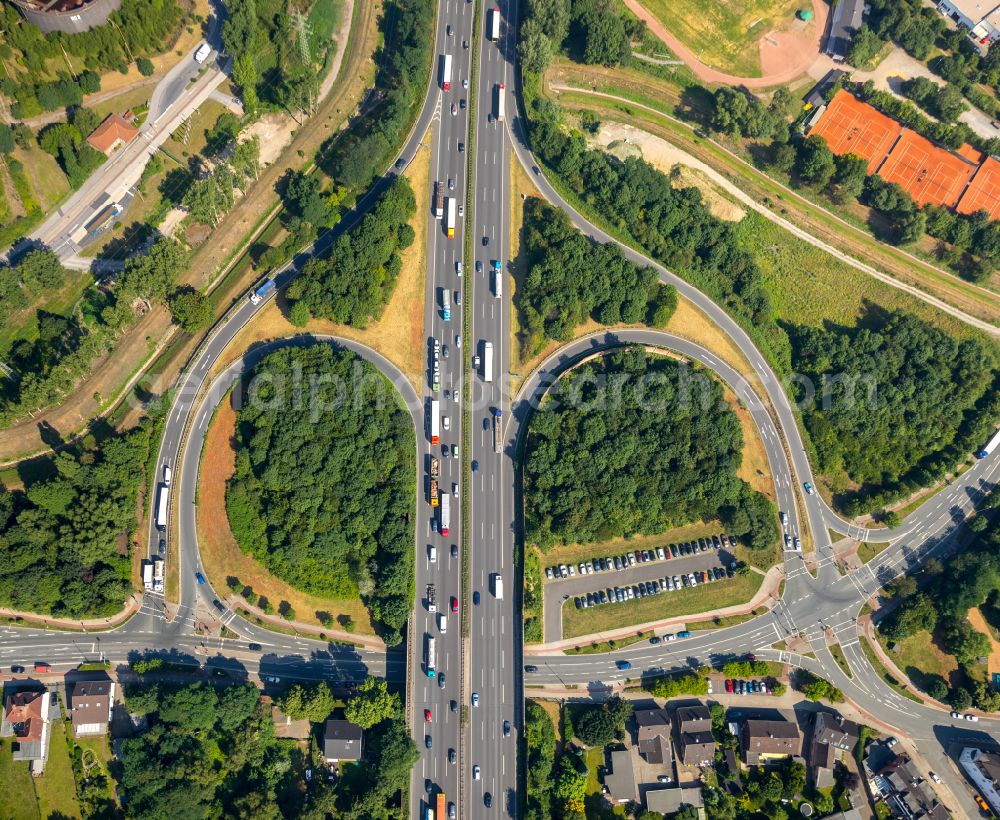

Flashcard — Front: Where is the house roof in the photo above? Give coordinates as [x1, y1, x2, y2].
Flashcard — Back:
[323, 719, 363, 760]
[636, 709, 672, 765]
[827, 0, 865, 59]
[676, 704, 712, 733]
[86, 113, 139, 154]
[645, 786, 704, 814]
[606, 749, 637, 803]
[943, 0, 1000, 25]
[4, 691, 46, 741]
[70, 680, 112, 728]
[742, 719, 802, 758]
[813, 712, 859, 751]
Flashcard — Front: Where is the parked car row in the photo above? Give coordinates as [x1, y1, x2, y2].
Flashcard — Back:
[725, 679, 770, 695]
[548, 535, 735, 580]
[573, 566, 733, 609]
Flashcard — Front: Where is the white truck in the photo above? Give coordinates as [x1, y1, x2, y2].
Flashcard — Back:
[441, 54, 453, 90]
[153, 558, 164, 593]
[142, 561, 154, 591]
[483, 342, 493, 383]
[194, 43, 211, 64]
[430, 400, 440, 444]
[426, 635, 436, 678]
[978, 428, 1000, 458]
[495, 83, 505, 122]
[156, 485, 169, 530]
[488, 7, 500, 40]
[492, 573, 503, 599]
[441, 494, 451, 536]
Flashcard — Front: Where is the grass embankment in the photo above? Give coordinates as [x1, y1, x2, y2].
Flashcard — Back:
[857, 541, 892, 564]
[637, 0, 805, 77]
[829, 643, 852, 678]
[562, 571, 763, 639]
[544, 60, 1000, 328]
[564, 633, 648, 654]
[859, 635, 923, 703]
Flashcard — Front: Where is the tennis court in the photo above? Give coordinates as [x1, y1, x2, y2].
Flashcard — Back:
[876, 129, 977, 209]
[957, 156, 1000, 220]
[809, 89, 900, 173]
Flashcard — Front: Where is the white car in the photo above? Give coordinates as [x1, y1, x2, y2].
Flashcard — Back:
[966, 713, 980, 722]
[473, 764, 481, 780]
[443, 416, 451, 430]
[568, 565, 576, 577]
[458, 205, 464, 217]
[545, 567, 554, 580]
[656, 547, 665, 560]
[664, 633, 676, 641]
[930, 772, 942, 784]
[706, 679, 713, 694]
[463, 78, 469, 89]
[456, 335, 462, 349]
[472, 692, 480, 707]
[452, 483, 459, 497]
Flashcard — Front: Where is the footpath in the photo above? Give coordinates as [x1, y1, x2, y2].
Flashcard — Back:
[0, 596, 140, 631]
[226, 595, 387, 651]
[526, 565, 784, 655]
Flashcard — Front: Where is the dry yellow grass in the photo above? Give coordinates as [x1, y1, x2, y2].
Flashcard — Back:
[197, 396, 377, 634]
[210, 126, 431, 388]
[723, 385, 774, 500]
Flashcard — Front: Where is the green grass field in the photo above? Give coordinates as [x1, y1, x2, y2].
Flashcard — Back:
[307, 0, 343, 59]
[860, 635, 923, 703]
[0, 274, 94, 354]
[877, 628, 959, 691]
[33, 719, 81, 820]
[639, 0, 805, 77]
[0, 737, 41, 820]
[857, 541, 891, 564]
[562, 571, 762, 639]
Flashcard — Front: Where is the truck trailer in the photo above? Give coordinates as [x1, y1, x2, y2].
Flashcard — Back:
[249, 279, 276, 305]
[153, 558, 164, 593]
[434, 182, 444, 219]
[493, 407, 502, 454]
[488, 8, 500, 40]
[446, 197, 456, 238]
[440, 54, 453, 90]
[430, 401, 440, 444]
[156, 485, 169, 530]
[979, 428, 1000, 458]
[495, 83, 505, 122]
[483, 342, 493, 383]
[441, 287, 452, 321]
[142, 561, 154, 590]
[426, 635, 436, 678]
[440, 494, 450, 536]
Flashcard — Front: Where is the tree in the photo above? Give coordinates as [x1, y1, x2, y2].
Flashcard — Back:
[527, 0, 570, 43]
[813, 791, 834, 814]
[847, 26, 885, 67]
[276, 682, 337, 723]
[519, 19, 552, 74]
[712, 87, 777, 138]
[168, 287, 213, 333]
[17, 249, 66, 292]
[923, 674, 949, 701]
[940, 616, 991, 663]
[575, 708, 615, 747]
[879, 592, 938, 640]
[768, 142, 797, 173]
[831, 153, 869, 203]
[288, 300, 310, 327]
[136, 57, 155, 76]
[796, 135, 836, 187]
[883, 510, 903, 529]
[345, 676, 401, 731]
[232, 136, 261, 181]
[282, 170, 330, 227]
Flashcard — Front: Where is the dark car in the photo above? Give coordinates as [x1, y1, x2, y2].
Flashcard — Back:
[503, 720, 511, 737]
[10, 665, 23, 674]
[482, 235, 489, 246]
[451, 544, 458, 558]
[395, 158, 405, 170]
[484, 793, 493, 808]
[574, 597, 582, 610]
[471, 460, 479, 472]
[158, 538, 166, 555]
[213, 599, 225, 612]
[473, 591, 480, 605]
[524, 665, 539, 673]
[248, 643, 262, 651]
[616, 660, 632, 670]
[458, 142, 464, 152]
[449, 748, 457, 764]
[425, 734, 433, 749]
[649, 636, 661, 645]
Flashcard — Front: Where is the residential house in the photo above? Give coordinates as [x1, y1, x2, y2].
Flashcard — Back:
[635, 708, 672, 766]
[740, 718, 802, 766]
[70, 679, 114, 737]
[606, 748, 637, 804]
[961, 747, 1000, 816]
[877, 754, 950, 820]
[645, 786, 704, 814]
[86, 113, 139, 156]
[808, 712, 859, 788]
[322, 719, 363, 763]
[0, 688, 54, 773]
[674, 704, 716, 767]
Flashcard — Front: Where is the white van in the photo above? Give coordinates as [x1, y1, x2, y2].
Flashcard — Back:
[438, 613, 447, 633]
[429, 545, 437, 563]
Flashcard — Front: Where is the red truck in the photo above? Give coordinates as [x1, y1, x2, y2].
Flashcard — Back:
[34, 662, 50, 673]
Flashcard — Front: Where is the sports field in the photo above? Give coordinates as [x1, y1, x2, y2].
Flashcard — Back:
[637, 0, 806, 77]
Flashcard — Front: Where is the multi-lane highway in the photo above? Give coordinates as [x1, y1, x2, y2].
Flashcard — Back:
[2, 0, 1000, 816]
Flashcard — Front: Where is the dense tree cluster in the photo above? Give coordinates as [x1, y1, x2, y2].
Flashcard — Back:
[0, 417, 154, 617]
[518, 197, 677, 355]
[525, 701, 558, 820]
[36, 109, 107, 189]
[526, 101, 781, 360]
[711, 87, 790, 142]
[645, 671, 709, 699]
[0, 0, 185, 117]
[901, 76, 968, 123]
[789, 312, 997, 512]
[119, 678, 416, 819]
[226, 345, 415, 644]
[571, 695, 633, 747]
[286, 177, 416, 326]
[524, 348, 779, 551]
[325, 0, 434, 190]
[796, 670, 845, 703]
[878, 504, 1000, 710]
[518, 0, 638, 75]
[847, 0, 944, 63]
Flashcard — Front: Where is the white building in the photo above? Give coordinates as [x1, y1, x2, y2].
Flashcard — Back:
[937, 0, 1000, 43]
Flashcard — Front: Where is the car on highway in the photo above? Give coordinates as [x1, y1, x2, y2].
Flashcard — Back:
[451, 544, 458, 558]
[158, 538, 166, 555]
[930, 772, 941, 784]
[482, 235, 489, 246]
[263, 675, 280, 684]
[248, 643, 262, 651]
[473, 764, 481, 780]
[451, 596, 459, 613]
[473, 354, 480, 368]
[449, 748, 456, 764]
[446, 24, 452, 35]
[425, 734, 433, 749]
[615, 660, 631, 670]
[463, 79, 468, 88]
[439, 673, 446, 688]
[472, 692, 480, 707]
[424, 709, 432, 722]
[443, 416, 450, 431]
[448, 178, 455, 190]
[458, 204, 464, 216]
[10, 665, 23, 674]
[443, 344, 449, 358]
[503, 720, 511, 737]
[458, 142, 464, 152]
[475, 260, 483, 273]
[195, 572, 206, 585]
[484, 793, 492, 808]
[448, 803, 456, 819]
[804, 481, 815, 495]
[524, 665, 539, 673]
[456, 335, 462, 348]
[450, 699, 457, 712]
[460, 99, 466, 109]
[451, 103, 457, 116]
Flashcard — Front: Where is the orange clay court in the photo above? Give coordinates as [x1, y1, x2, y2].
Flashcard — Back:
[809, 89, 900, 173]
[957, 156, 1000, 220]
[877, 129, 978, 209]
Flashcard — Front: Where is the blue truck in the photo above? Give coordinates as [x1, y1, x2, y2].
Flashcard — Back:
[249, 279, 276, 305]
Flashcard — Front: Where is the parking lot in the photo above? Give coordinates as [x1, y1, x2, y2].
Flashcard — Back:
[542, 535, 744, 640]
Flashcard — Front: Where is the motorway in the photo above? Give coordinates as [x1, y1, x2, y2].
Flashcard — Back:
[0, 0, 998, 816]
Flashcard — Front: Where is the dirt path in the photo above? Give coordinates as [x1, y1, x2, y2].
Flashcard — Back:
[621, 0, 827, 89]
[318, 0, 357, 103]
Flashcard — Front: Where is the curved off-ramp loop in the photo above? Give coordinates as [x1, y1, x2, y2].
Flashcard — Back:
[175, 334, 420, 680]
[507, 329, 809, 628]
[504, 94, 1000, 588]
